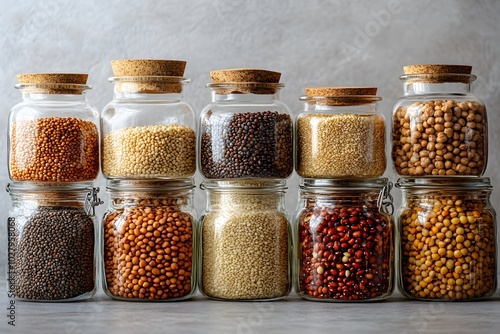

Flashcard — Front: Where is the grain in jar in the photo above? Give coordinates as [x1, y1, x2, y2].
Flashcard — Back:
[396, 178, 497, 301]
[102, 180, 196, 301]
[200, 180, 291, 300]
[392, 64, 487, 176]
[6, 182, 101, 301]
[101, 59, 196, 179]
[9, 73, 99, 182]
[199, 69, 293, 179]
[296, 87, 386, 178]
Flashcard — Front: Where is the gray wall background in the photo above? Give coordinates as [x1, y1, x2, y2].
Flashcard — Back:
[0, 0, 499, 290]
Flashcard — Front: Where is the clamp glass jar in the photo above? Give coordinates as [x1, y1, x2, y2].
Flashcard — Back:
[396, 178, 497, 301]
[392, 64, 488, 176]
[294, 178, 394, 301]
[200, 180, 291, 300]
[297, 87, 386, 178]
[6, 182, 101, 301]
[101, 59, 196, 179]
[102, 179, 197, 301]
[199, 69, 293, 179]
[8, 73, 99, 182]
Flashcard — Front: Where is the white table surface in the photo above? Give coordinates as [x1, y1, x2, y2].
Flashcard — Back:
[1, 283, 499, 334]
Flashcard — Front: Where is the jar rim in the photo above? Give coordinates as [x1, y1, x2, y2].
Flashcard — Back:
[15, 83, 91, 93]
[108, 76, 190, 84]
[299, 95, 381, 106]
[6, 181, 94, 193]
[395, 177, 491, 189]
[201, 179, 287, 191]
[300, 178, 389, 190]
[106, 179, 195, 192]
[400, 73, 477, 83]
[206, 82, 284, 95]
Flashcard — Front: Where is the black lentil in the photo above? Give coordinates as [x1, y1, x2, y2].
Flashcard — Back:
[9, 206, 95, 300]
[200, 110, 293, 178]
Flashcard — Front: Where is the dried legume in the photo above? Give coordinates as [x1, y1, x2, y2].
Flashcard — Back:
[103, 124, 196, 178]
[104, 198, 194, 300]
[298, 204, 392, 300]
[201, 193, 290, 299]
[392, 100, 486, 176]
[297, 114, 386, 178]
[9, 206, 95, 300]
[10, 117, 99, 181]
[200, 111, 293, 179]
[400, 195, 496, 300]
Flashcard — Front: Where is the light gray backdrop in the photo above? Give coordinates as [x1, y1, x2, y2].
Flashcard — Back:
[0, 0, 499, 289]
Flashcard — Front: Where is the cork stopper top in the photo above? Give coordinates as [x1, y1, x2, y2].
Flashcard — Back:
[402, 64, 474, 84]
[16, 73, 89, 94]
[303, 87, 380, 106]
[110, 59, 187, 94]
[210, 68, 281, 83]
[209, 68, 282, 95]
[111, 59, 186, 77]
[403, 64, 472, 75]
[305, 87, 378, 97]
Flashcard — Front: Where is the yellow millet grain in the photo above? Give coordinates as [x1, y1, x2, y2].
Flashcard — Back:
[103, 124, 196, 178]
[201, 193, 290, 300]
[297, 113, 386, 178]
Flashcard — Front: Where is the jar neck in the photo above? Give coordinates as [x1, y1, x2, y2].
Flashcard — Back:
[401, 73, 476, 96]
[207, 191, 285, 211]
[113, 91, 184, 101]
[20, 91, 88, 101]
[16, 83, 90, 100]
[304, 100, 378, 113]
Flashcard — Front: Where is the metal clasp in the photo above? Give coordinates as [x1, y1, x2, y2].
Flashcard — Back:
[84, 187, 103, 216]
[377, 181, 394, 216]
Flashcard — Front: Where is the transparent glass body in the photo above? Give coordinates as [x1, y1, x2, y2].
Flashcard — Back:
[297, 97, 386, 178]
[101, 77, 196, 179]
[8, 84, 99, 182]
[199, 84, 293, 179]
[101, 179, 197, 301]
[294, 179, 394, 302]
[6, 182, 100, 302]
[199, 180, 292, 300]
[397, 178, 497, 301]
[392, 74, 487, 176]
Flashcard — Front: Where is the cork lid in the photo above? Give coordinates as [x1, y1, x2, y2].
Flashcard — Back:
[16, 73, 90, 94]
[303, 87, 380, 106]
[111, 59, 186, 77]
[210, 68, 281, 83]
[402, 64, 474, 83]
[209, 68, 282, 94]
[17, 73, 88, 85]
[110, 59, 187, 94]
[403, 64, 472, 75]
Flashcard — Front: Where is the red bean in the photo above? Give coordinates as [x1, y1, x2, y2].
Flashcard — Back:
[298, 204, 392, 300]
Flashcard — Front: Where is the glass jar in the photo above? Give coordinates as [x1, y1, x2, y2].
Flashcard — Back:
[297, 87, 386, 178]
[102, 179, 197, 301]
[101, 59, 196, 179]
[392, 64, 487, 177]
[294, 178, 394, 302]
[6, 182, 102, 302]
[8, 73, 99, 182]
[199, 69, 293, 179]
[396, 178, 497, 301]
[199, 180, 291, 300]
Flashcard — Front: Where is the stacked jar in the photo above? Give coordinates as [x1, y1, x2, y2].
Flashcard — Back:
[100, 60, 198, 301]
[198, 69, 293, 300]
[6, 73, 102, 301]
[294, 87, 395, 301]
[393, 64, 497, 301]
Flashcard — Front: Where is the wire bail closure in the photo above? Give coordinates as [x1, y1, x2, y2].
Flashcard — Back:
[85, 187, 103, 215]
[377, 181, 394, 216]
